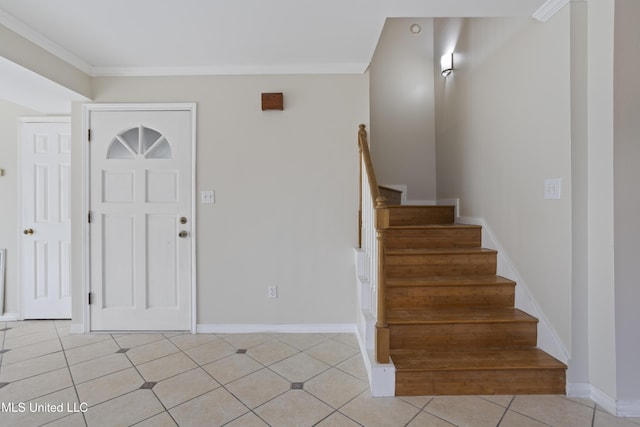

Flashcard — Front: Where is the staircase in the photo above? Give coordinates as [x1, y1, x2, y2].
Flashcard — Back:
[382, 205, 567, 395]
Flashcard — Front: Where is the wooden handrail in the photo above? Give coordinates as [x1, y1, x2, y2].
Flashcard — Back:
[358, 124, 381, 203]
[357, 124, 390, 364]
[358, 124, 388, 248]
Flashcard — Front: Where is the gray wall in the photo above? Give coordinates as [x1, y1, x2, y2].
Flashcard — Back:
[369, 18, 437, 203]
[614, 0, 640, 402]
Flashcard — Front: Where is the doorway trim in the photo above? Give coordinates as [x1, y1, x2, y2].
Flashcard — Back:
[81, 103, 197, 333]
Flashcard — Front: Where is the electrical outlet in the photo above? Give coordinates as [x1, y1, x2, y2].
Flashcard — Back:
[267, 286, 278, 299]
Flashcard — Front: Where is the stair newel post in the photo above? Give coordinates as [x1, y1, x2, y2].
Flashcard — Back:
[375, 196, 391, 364]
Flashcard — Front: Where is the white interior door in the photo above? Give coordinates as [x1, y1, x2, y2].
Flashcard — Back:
[89, 108, 193, 331]
[21, 120, 72, 319]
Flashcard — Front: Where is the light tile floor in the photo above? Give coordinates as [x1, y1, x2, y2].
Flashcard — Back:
[1, 320, 639, 427]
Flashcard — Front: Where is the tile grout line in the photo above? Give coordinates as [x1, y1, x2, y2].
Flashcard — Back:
[27, 320, 89, 427]
[494, 394, 516, 426]
[56, 320, 89, 427]
[217, 335, 306, 425]
[0, 324, 72, 397]
[0, 321, 6, 371]
[177, 335, 278, 426]
[206, 334, 363, 426]
[506, 401, 558, 426]
[401, 396, 436, 426]
[334, 389, 372, 426]
[118, 333, 179, 425]
[243, 335, 364, 427]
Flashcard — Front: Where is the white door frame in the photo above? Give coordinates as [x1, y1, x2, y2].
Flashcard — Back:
[81, 103, 197, 333]
[18, 116, 71, 320]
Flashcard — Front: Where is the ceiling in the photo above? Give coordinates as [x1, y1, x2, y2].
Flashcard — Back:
[0, 0, 550, 77]
[0, 0, 555, 113]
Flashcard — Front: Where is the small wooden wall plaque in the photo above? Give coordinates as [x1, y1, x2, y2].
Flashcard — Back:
[261, 93, 284, 111]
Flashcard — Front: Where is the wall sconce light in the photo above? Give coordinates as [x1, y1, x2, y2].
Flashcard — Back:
[440, 53, 453, 77]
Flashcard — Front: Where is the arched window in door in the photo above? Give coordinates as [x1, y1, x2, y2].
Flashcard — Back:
[107, 125, 173, 159]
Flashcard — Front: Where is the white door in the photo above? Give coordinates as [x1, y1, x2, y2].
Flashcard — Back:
[89, 108, 193, 331]
[21, 120, 72, 319]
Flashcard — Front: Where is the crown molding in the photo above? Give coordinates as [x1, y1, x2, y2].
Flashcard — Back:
[0, 10, 93, 74]
[532, 0, 570, 22]
[91, 62, 369, 77]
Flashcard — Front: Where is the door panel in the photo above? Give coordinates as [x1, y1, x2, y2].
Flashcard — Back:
[21, 121, 72, 319]
[89, 109, 193, 331]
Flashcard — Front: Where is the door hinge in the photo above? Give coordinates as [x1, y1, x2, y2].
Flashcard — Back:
[88, 211, 91, 223]
[88, 292, 93, 305]
[87, 129, 91, 142]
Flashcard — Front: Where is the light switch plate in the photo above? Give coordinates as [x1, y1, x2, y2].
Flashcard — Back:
[544, 178, 561, 200]
[200, 190, 214, 204]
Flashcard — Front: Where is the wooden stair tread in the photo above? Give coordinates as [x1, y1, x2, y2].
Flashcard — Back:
[387, 307, 538, 324]
[391, 348, 567, 372]
[387, 224, 479, 230]
[387, 275, 515, 287]
[386, 247, 497, 255]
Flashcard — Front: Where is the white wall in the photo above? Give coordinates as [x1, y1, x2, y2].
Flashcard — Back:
[71, 74, 369, 327]
[433, 13, 572, 350]
[569, 0, 590, 387]
[586, 0, 618, 401]
[369, 18, 437, 203]
[0, 99, 41, 315]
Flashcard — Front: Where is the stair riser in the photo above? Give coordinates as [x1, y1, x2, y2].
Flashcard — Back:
[387, 207, 454, 226]
[379, 186, 402, 205]
[386, 229, 481, 249]
[395, 368, 566, 396]
[389, 323, 537, 349]
[386, 253, 497, 277]
[387, 286, 515, 309]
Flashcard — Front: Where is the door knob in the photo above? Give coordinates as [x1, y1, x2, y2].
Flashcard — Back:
[24, 228, 34, 235]
[180, 217, 188, 224]
[178, 231, 188, 238]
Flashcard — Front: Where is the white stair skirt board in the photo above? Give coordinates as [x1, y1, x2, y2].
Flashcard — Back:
[456, 215, 569, 366]
[354, 247, 396, 397]
[354, 312, 396, 397]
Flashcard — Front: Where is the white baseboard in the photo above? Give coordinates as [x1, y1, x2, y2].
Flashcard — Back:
[567, 382, 640, 417]
[617, 400, 640, 418]
[69, 323, 86, 334]
[404, 199, 436, 206]
[196, 323, 357, 334]
[566, 382, 591, 398]
[0, 312, 19, 321]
